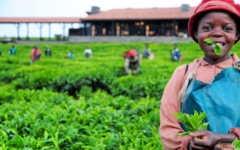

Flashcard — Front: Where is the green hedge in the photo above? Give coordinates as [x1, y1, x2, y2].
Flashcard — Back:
[0, 42, 239, 149]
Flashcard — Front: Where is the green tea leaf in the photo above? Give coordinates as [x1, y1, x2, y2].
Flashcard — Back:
[204, 38, 214, 44]
[44, 130, 49, 139]
[198, 122, 209, 130]
[232, 138, 240, 149]
[204, 38, 222, 55]
[0, 129, 8, 140]
[214, 44, 222, 55]
[174, 110, 209, 136]
[177, 131, 191, 136]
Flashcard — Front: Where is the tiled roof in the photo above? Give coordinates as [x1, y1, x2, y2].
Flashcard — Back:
[82, 7, 196, 21]
[0, 17, 81, 23]
[0, 7, 197, 23]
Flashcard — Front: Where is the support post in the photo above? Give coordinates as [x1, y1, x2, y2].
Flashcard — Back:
[26, 23, 29, 40]
[15, 23, 21, 40]
[62, 23, 66, 41]
[38, 23, 44, 40]
[48, 23, 51, 40]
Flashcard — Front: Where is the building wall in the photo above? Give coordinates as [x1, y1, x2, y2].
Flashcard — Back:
[68, 35, 192, 43]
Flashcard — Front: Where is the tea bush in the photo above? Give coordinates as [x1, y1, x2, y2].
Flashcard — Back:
[0, 42, 239, 149]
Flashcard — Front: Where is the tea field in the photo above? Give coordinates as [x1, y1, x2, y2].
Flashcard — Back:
[0, 42, 239, 149]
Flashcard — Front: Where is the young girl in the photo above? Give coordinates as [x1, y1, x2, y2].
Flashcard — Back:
[160, 0, 240, 149]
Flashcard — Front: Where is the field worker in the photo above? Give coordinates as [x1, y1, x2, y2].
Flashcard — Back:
[142, 44, 155, 60]
[170, 44, 183, 62]
[45, 45, 52, 56]
[84, 46, 92, 58]
[124, 50, 140, 75]
[31, 45, 41, 63]
[142, 44, 151, 59]
[9, 44, 16, 55]
[160, 0, 240, 149]
[67, 50, 75, 59]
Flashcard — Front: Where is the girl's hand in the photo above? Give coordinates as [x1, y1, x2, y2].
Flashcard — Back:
[213, 143, 234, 150]
[188, 130, 221, 150]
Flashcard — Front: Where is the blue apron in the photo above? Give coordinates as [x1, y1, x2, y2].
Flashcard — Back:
[180, 64, 240, 134]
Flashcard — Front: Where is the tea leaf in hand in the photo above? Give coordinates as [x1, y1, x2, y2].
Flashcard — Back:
[174, 110, 209, 136]
[232, 138, 240, 149]
[177, 131, 192, 136]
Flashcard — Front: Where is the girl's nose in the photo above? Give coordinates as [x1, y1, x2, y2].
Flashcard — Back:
[211, 27, 223, 37]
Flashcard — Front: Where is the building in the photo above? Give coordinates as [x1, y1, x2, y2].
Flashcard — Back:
[0, 4, 196, 42]
[75, 4, 195, 37]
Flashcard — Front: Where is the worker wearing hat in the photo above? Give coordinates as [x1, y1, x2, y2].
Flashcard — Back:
[124, 50, 140, 75]
[188, 0, 240, 43]
[160, 0, 240, 149]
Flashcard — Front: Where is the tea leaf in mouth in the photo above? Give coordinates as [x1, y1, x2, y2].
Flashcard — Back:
[203, 38, 222, 55]
[214, 44, 222, 55]
[204, 38, 214, 44]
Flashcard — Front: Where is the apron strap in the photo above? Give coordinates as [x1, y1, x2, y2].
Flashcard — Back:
[178, 61, 201, 106]
[234, 61, 240, 71]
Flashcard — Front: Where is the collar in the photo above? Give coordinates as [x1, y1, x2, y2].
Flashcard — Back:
[197, 53, 240, 69]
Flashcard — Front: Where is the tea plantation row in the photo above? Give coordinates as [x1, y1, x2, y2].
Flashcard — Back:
[0, 42, 239, 149]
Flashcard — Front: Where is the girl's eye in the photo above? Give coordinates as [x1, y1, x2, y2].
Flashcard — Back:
[202, 26, 212, 31]
[223, 26, 233, 31]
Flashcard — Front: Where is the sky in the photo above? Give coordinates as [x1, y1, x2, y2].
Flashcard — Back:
[1, 0, 240, 38]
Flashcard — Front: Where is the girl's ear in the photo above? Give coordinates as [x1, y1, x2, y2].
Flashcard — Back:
[236, 32, 240, 42]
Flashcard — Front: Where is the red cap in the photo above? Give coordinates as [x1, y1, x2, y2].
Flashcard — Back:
[188, 0, 240, 43]
[128, 50, 136, 57]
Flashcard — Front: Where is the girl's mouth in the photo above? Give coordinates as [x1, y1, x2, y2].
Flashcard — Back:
[204, 38, 224, 55]
[211, 43, 224, 48]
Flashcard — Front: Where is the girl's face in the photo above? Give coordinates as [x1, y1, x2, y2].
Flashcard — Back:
[195, 11, 239, 64]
